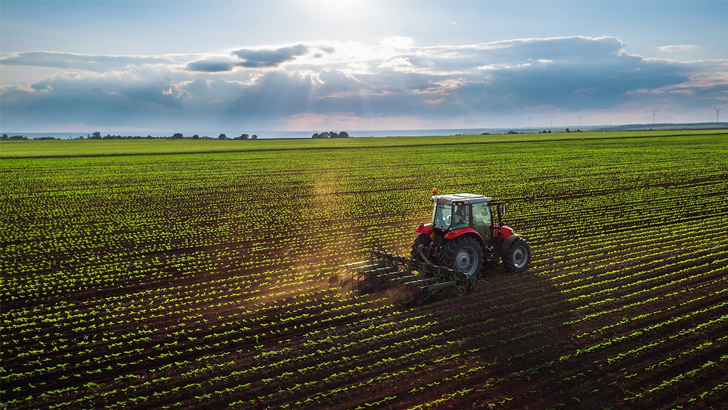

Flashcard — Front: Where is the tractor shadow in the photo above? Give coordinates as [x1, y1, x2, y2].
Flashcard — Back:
[391, 262, 582, 409]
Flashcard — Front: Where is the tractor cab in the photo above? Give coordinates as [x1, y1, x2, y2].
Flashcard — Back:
[430, 193, 505, 244]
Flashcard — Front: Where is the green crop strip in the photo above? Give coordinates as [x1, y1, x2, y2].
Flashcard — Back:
[2, 131, 727, 409]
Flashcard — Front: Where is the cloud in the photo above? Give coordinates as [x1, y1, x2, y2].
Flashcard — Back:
[2, 36, 727, 131]
[232, 44, 309, 68]
[186, 44, 334, 72]
[186, 58, 236, 73]
[0, 51, 174, 71]
[1, 71, 185, 130]
[658, 44, 699, 53]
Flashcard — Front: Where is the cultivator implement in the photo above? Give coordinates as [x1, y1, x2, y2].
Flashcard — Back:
[345, 249, 476, 304]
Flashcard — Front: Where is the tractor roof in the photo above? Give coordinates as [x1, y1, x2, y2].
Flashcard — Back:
[432, 193, 492, 205]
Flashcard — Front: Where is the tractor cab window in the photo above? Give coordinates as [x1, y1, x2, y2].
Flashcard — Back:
[433, 203, 470, 230]
[433, 203, 452, 230]
[472, 203, 492, 242]
[481, 203, 492, 225]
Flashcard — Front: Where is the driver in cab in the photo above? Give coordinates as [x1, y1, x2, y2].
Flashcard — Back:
[452, 205, 468, 229]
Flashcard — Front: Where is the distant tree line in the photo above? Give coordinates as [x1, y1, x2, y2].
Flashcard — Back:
[87, 132, 157, 139]
[2, 134, 65, 140]
[78, 132, 260, 140]
[1, 131, 256, 141]
[3, 131, 347, 140]
[2, 134, 30, 140]
[312, 131, 350, 139]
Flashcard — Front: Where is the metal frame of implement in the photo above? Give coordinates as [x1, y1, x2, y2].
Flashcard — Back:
[345, 249, 476, 303]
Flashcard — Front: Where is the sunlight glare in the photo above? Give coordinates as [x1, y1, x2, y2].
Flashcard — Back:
[308, 0, 368, 20]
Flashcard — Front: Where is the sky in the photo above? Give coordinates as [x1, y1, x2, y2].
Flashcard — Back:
[1, 0, 727, 134]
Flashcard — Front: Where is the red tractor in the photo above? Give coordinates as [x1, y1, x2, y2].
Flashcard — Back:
[350, 190, 532, 302]
[412, 191, 532, 278]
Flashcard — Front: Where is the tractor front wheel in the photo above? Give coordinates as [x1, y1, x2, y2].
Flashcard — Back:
[503, 237, 532, 273]
[441, 235, 484, 278]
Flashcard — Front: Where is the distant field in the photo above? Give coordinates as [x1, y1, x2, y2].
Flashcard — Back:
[2, 130, 727, 409]
[2, 129, 725, 158]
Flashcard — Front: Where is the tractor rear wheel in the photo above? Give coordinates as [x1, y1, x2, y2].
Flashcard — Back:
[503, 237, 532, 273]
[411, 233, 431, 262]
[441, 235, 484, 278]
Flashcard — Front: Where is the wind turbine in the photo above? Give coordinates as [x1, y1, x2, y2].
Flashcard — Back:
[715, 107, 723, 123]
[578, 115, 582, 126]
[528, 116, 532, 127]
[651, 109, 659, 124]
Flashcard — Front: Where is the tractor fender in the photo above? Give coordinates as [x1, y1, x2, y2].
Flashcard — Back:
[445, 228, 487, 249]
[499, 233, 523, 257]
[416, 223, 433, 236]
[494, 225, 514, 239]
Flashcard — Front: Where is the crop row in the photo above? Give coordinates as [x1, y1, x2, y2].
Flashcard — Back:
[2, 133, 727, 409]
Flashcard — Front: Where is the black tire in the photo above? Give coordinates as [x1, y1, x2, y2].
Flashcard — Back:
[502, 237, 532, 273]
[410, 233, 431, 262]
[441, 235, 484, 278]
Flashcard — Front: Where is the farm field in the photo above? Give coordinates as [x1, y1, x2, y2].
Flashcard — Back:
[2, 131, 727, 409]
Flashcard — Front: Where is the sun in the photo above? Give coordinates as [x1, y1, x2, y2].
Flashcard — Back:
[308, 0, 369, 20]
